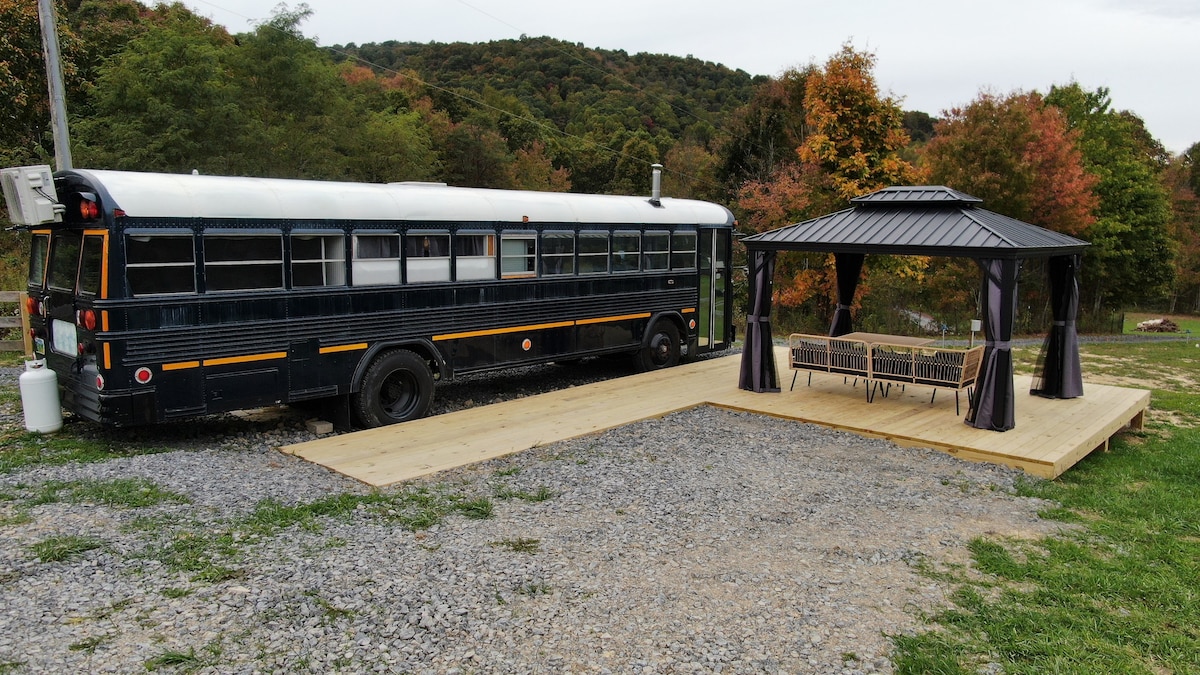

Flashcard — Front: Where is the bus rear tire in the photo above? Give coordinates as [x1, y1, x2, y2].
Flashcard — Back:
[353, 350, 434, 428]
[636, 322, 680, 372]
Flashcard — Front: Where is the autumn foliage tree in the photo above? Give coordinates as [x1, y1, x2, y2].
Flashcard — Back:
[921, 91, 1097, 235]
[734, 45, 921, 326]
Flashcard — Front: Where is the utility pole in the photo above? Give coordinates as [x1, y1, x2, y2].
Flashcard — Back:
[38, 0, 72, 170]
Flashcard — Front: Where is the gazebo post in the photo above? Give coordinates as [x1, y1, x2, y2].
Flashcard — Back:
[967, 258, 1019, 431]
[829, 253, 865, 337]
[738, 248, 780, 393]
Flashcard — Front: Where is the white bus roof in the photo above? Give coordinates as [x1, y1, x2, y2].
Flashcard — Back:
[69, 170, 733, 227]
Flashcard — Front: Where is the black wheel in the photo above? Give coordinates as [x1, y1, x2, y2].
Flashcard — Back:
[352, 350, 435, 428]
[636, 321, 681, 372]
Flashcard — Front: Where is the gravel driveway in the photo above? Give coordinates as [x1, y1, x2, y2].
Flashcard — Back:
[0, 359, 1062, 674]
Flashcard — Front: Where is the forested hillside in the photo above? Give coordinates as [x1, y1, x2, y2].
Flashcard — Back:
[2, 0, 1198, 328]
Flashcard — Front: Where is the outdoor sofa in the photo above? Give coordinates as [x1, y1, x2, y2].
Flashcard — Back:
[788, 333, 985, 415]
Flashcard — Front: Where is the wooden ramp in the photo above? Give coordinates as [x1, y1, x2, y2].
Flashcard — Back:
[281, 347, 1150, 485]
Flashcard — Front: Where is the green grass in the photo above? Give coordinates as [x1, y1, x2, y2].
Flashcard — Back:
[0, 430, 170, 474]
[891, 338, 1200, 673]
[29, 534, 106, 562]
[489, 537, 540, 553]
[20, 477, 189, 509]
[144, 647, 203, 671]
[141, 485, 496, 582]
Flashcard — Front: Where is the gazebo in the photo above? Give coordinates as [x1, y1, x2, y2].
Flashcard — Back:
[738, 185, 1090, 432]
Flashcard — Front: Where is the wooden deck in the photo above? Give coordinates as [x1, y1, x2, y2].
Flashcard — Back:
[281, 347, 1150, 486]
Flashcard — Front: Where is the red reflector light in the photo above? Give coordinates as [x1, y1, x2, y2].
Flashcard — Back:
[134, 367, 153, 384]
[96, 374, 105, 390]
[24, 295, 36, 316]
[79, 199, 99, 220]
[80, 309, 97, 331]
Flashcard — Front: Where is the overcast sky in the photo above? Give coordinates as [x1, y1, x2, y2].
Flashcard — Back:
[184, 0, 1197, 154]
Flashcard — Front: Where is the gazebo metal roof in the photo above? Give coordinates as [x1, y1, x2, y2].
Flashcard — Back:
[741, 186, 1089, 259]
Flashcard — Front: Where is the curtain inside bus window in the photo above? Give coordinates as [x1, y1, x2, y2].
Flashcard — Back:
[28, 233, 49, 287]
[126, 235, 196, 295]
[204, 235, 283, 291]
[353, 234, 401, 285]
[404, 234, 450, 283]
[541, 231, 575, 275]
[578, 231, 609, 274]
[292, 234, 345, 287]
[47, 232, 82, 292]
[612, 232, 640, 272]
[454, 234, 496, 281]
[77, 235, 105, 296]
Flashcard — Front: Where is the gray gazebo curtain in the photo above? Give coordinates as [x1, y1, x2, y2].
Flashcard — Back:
[1031, 254, 1084, 399]
[739, 249, 780, 393]
[829, 252, 865, 337]
[967, 258, 1020, 431]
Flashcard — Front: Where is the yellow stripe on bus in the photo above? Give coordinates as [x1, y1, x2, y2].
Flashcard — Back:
[681, 307, 696, 314]
[575, 312, 652, 325]
[434, 321, 575, 341]
[163, 361, 200, 371]
[202, 352, 288, 367]
[319, 343, 368, 354]
[102, 343, 111, 370]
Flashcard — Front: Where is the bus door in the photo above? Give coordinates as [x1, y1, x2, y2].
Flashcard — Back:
[697, 228, 730, 353]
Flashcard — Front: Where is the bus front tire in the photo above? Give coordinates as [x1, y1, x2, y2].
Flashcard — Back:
[353, 350, 435, 428]
[636, 322, 681, 372]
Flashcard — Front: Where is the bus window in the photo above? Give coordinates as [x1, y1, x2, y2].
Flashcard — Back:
[612, 232, 640, 273]
[127, 235, 196, 296]
[292, 234, 345, 287]
[353, 234, 401, 286]
[47, 232, 82, 292]
[455, 233, 496, 281]
[671, 231, 697, 270]
[77, 234, 105, 296]
[578, 231, 609, 274]
[28, 233, 49, 287]
[643, 231, 669, 270]
[204, 234, 283, 291]
[541, 231, 574, 276]
[405, 233, 450, 283]
[500, 233, 536, 278]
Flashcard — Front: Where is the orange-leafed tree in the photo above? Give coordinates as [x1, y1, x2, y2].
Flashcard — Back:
[735, 44, 921, 327]
[921, 91, 1097, 235]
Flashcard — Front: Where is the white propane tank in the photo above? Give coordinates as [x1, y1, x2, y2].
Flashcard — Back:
[19, 359, 63, 433]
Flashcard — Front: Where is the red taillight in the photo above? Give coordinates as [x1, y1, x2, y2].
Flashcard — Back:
[24, 295, 36, 316]
[96, 374, 105, 390]
[79, 199, 100, 220]
[77, 309, 97, 331]
[134, 367, 153, 384]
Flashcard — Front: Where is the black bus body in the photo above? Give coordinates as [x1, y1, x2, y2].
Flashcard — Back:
[13, 168, 734, 427]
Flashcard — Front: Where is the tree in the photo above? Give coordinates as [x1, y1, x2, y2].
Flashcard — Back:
[1164, 153, 1200, 311]
[506, 140, 571, 191]
[921, 91, 1097, 236]
[0, 0, 82, 166]
[734, 45, 920, 324]
[1045, 83, 1175, 311]
[72, 3, 244, 173]
[715, 67, 812, 190]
